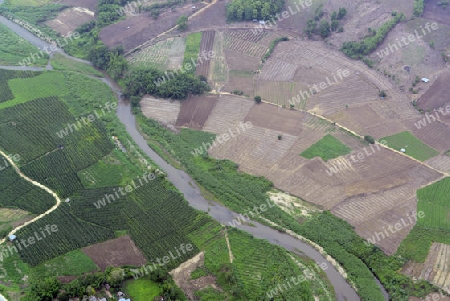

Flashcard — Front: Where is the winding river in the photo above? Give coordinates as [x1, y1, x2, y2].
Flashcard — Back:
[0, 4, 390, 300]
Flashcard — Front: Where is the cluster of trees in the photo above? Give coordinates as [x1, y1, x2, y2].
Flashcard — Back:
[97, 0, 128, 28]
[226, 0, 285, 21]
[341, 13, 403, 59]
[305, 6, 346, 38]
[123, 68, 210, 104]
[25, 267, 186, 301]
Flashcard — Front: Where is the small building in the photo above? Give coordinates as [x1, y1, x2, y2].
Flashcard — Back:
[8, 235, 16, 242]
[421, 78, 429, 83]
[259, 20, 265, 25]
[400, 148, 406, 153]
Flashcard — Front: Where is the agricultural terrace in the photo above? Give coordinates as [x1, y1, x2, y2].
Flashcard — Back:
[0, 23, 48, 66]
[300, 134, 352, 161]
[45, 7, 95, 36]
[380, 131, 439, 161]
[127, 36, 187, 70]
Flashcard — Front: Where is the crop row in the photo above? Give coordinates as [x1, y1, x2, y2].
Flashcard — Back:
[0, 69, 39, 103]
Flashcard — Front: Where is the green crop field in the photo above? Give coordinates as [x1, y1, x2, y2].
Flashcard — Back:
[0, 23, 48, 66]
[379, 131, 439, 161]
[0, 69, 40, 103]
[124, 279, 161, 301]
[50, 54, 103, 77]
[417, 177, 450, 230]
[183, 32, 202, 74]
[300, 134, 352, 161]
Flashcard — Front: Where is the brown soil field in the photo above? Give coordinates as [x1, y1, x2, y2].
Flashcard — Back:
[99, 3, 205, 51]
[195, 31, 215, 78]
[140, 95, 181, 127]
[403, 243, 450, 294]
[405, 118, 450, 153]
[417, 70, 450, 111]
[224, 49, 260, 71]
[424, 0, 450, 26]
[175, 94, 218, 129]
[59, 0, 97, 10]
[82, 235, 147, 270]
[223, 73, 254, 96]
[46, 7, 95, 36]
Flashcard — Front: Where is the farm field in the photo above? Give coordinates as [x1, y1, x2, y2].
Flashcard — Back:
[300, 134, 352, 161]
[127, 36, 186, 70]
[99, 2, 206, 52]
[380, 131, 439, 161]
[416, 177, 450, 230]
[50, 53, 102, 77]
[124, 279, 161, 301]
[423, 0, 450, 26]
[45, 7, 95, 36]
[0, 23, 48, 67]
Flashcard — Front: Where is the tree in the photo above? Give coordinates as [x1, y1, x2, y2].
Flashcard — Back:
[331, 20, 339, 31]
[379, 90, 387, 98]
[290, 104, 294, 109]
[364, 135, 375, 144]
[305, 19, 317, 37]
[177, 15, 188, 31]
[254, 95, 262, 103]
[29, 277, 61, 301]
[337, 7, 347, 19]
[319, 20, 330, 38]
[278, 134, 282, 140]
[331, 11, 337, 20]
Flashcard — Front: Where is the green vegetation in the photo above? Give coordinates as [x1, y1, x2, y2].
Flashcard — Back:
[182, 32, 202, 74]
[300, 134, 352, 161]
[254, 95, 261, 103]
[30, 250, 99, 279]
[124, 279, 161, 301]
[0, 23, 48, 66]
[50, 54, 102, 77]
[177, 15, 188, 31]
[226, 0, 285, 21]
[417, 178, 450, 230]
[397, 227, 450, 262]
[364, 135, 375, 144]
[0, 69, 40, 103]
[342, 13, 404, 59]
[379, 131, 439, 161]
[262, 36, 288, 62]
[414, 0, 425, 17]
[305, 7, 346, 38]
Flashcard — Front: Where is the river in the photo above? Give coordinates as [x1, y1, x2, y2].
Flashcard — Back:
[0, 4, 390, 300]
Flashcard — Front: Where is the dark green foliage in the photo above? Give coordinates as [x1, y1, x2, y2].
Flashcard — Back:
[96, 0, 128, 28]
[177, 15, 188, 31]
[341, 13, 403, 59]
[379, 90, 387, 97]
[13, 204, 114, 266]
[304, 19, 317, 37]
[28, 277, 61, 301]
[337, 7, 347, 19]
[364, 135, 375, 144]
[226, 0, 285, 21]
[262, 36, 288, 62]
[331, 19, 340, 31]
[319, 20, 330, 38]
[254, 95, 261, 103]
[123, 68, 210, 101]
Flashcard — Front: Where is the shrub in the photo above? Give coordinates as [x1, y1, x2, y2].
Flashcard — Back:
[364, 135, 375, 144]
[379, 90, 387, 97]
[254, 95, 262, 103]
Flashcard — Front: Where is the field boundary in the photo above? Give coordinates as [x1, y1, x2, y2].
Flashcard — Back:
[0, 148, 62, 245]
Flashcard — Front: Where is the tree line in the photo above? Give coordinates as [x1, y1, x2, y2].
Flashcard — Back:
[226, 0, 285, 21]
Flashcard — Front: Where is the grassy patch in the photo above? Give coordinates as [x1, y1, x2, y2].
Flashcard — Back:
[0, 23, 48, 66]
[379, 131, 439, 161]
[300, 134, 352, 161]
[1, 72, 67, 109]
[417, 177, 450, 230]
[30, 250, 99, 278]
[124, 278, 161, 301]
[182, 32, 202, 74]
[50, 54, 102, 77]
[78, 151, 143, 188]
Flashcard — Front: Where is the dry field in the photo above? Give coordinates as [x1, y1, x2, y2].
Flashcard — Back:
[405, 118, 450, 153]
[99, 2, 206, 52]
[162, 94, 441, 254]
[45, 7, 95, 36]
[140, 95, 181, 127]
[403, 243, 450, 294]
[424, 0, 450, 26]
[82, 235, 147, 270]
[195, 31, 215, 78]
[416, 70, 450, 112]
[175, 94, 218, 129]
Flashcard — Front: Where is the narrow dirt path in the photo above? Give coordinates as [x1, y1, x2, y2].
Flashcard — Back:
[224, 227, 233, 263]
[0, 149, 61, 245]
